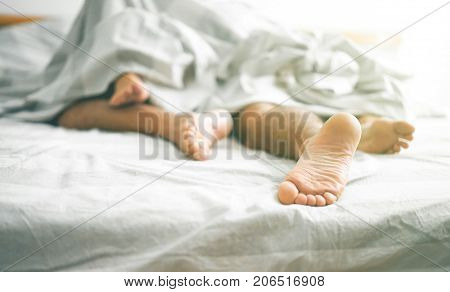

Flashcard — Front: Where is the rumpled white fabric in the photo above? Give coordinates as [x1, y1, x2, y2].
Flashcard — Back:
[1, 118, 449, 271]
[0, 0, 407, 121]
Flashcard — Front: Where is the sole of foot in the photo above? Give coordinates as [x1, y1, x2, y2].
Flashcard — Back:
[358, 118, 415, 154]
[278, 113, 361, 206]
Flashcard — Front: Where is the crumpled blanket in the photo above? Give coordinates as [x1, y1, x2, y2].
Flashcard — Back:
[0, 0, 407, 121]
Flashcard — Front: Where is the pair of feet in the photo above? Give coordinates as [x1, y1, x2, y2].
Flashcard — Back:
[109, 73, 233, 160]
[110, 74, 415, 207]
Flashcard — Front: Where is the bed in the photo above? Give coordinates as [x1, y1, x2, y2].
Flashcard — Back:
[1, 19, 450, 272]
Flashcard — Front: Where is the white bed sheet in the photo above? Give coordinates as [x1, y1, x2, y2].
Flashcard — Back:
[0, 117, 449, 271]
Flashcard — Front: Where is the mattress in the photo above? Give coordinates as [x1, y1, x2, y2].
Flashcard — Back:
[0, 116, 449, 271]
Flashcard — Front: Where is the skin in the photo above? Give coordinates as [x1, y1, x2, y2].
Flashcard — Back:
[58, 73, 415, 206]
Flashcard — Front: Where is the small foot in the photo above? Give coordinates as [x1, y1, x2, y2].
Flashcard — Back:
[109, 73, 149, 107]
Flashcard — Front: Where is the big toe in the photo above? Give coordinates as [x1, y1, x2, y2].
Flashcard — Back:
[278, 181, 299, 205]
[394, 121, 415, 135]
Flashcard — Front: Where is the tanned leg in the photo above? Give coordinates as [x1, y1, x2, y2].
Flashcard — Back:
[358, 115, 415, 154]
[235, 103, 361, 206]
[234, 103, 323, 160]
[58, 99, 232, 160]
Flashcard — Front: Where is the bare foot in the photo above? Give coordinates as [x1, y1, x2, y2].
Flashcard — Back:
[174, 109, 233, 160]
[358, 116, 414, 154]
[278, 113, 361, 206]
[109, 73, 149, 107]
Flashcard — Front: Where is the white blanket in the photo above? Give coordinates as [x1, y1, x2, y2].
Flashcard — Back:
[0, 0, 407, 121]
[0, 118, 449, 271]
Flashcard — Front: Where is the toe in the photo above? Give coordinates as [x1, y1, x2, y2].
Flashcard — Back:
[323, 192, 337, 205]
[196, 146, 211, 160]
[192, 152, 206, 161]
[402, 134, 414, 141]
[306, 194, 317, 206]
[188, 139, 200, 155]
[278, 181, 299, 205]
[190, 141, 210, 160]
[294, 193, 308, 205]
[315, 195, 326, 206]
[192, 152, 204, 161]
[397, 140, 409, 149]
[394, 121, 415, 135]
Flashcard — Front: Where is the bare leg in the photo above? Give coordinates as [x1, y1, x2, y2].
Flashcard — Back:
[358, 115, 415, 154]
[234, 103, 323, 159]
[58, 99, 233, 160]
[235, 103, 361, 206]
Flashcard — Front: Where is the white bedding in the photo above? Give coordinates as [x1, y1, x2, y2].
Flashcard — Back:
[0, 5, 449, 272]
[0, 117, 449, 271]
[0, 0, 407, 121]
